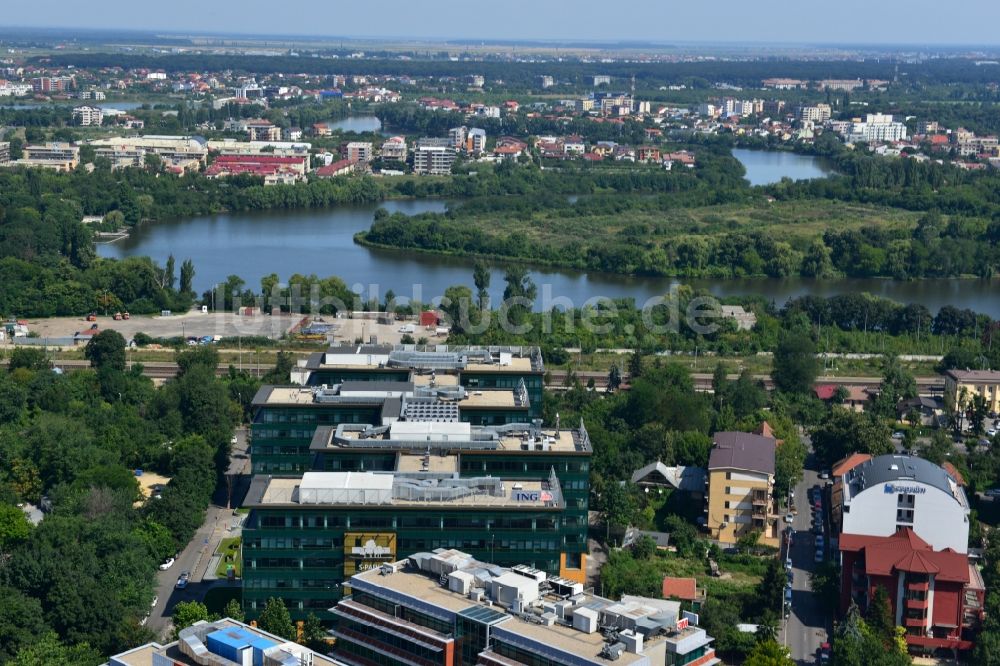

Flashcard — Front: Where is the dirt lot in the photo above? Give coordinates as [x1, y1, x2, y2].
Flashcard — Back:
[6, 311, 447, 347]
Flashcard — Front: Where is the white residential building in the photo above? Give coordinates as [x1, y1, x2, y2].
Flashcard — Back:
[346, 141, 374, 164]
[72, 105, 104, 126]
[842, 113, 908, 144]
[413, 138, 456, 175]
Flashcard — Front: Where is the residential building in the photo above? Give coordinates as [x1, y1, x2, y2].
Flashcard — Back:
[242, 417, 592, 620]
[245, 120, 282, 142]
[839, 529, 982, 654]
[205, 154, 309, 185]
[105, 618, 345, 666]
[88, 135, 208, 165]
[345, 141, 373, 164]
[315, 159, 358, 178]
[797, 104, 832, 124]
[94, 146, 146, 170]
[705, 431, 778, 547]
[662, 576, 707, 610]
[631, 462, 706, 497]
[838, 455, 969, 554]
[329, 550, 720, 666]
[448, 126, 469, 150]
[414, 138, 456, 175]
[380, 136, 407, 160]
[468, 128, 487, 154]
[944, 368, 1000, 415]
[592, 75, 612, 86]
[72, 105, 103, 126]
[14, 143, 80, 171]
[842, 113, 908, 144]
[762, 78, 806, 90]
[539, 75, 555, 88]
[0, 142, 9, 165]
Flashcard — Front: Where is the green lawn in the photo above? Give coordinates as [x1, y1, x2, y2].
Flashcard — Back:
[215, 537, 242, 579]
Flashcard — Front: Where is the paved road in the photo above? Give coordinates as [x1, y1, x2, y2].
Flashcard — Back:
[146, 427, 250, 638]
[781, 448, 831, 665]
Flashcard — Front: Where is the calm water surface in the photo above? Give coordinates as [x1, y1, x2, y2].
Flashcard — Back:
[733, 148, 835, 186]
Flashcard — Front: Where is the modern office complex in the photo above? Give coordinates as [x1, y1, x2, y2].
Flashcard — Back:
[105, 618, 344, 666]
[242, 419, 592, 621]
[329, 549, 719, 666]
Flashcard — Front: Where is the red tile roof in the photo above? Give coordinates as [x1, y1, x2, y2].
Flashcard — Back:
[662, 576, 699, 601]
[832, 453, 872, 478]
[315, 159, 356, 177]
[839, 528, 968, 583]
[814, 384, 837, 400]
[942, 462, 966, 486]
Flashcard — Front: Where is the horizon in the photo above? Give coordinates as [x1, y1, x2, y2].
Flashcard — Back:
[4, 0, 1000, 48]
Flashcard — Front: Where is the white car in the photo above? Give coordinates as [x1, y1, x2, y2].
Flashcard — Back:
[159, 557, 175, 570]
[784, 513, 794, 524]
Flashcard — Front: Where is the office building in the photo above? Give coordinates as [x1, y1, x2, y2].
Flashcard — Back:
[94, 146, 146, 170]
[242, 418, 592, 621]
[346, 142, 373, 164]
[705, 431, 778, 547]
[105, 618, 345, 666]
[414, 138, 457, 175]
[330, 549, 719, 666]
[72, 104, 104, 126]
[839, 455, 969, 554]
[945, 368, 1000, 415]
[15, 143, 80, 171]
[88, 135, 209, 165]
[291, 345, 545, 416]
[250, 378, 535, 473]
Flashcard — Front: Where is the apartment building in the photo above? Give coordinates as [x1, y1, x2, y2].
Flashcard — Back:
[242, 419, 592, 621]
[705, 431, 778, 547]
[244, 120, 282, 142]
[94, 146, 146, 170]
[842, 113, 908, 143]
[88, 135, 208, 165]
[797, 103, 832, 124]
[345, 141, 373, 164]
[331, 549, 720, 666]
[0, 142, 9, 165]
[944, 368, 1000, 416]
[15, 143, 80, 171]
[72, 104, 104, 126]
[380, 135, 407, 160]
[414, 138, 456, 175]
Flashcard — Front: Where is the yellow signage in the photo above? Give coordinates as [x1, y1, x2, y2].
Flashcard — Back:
[344, 532, 396, 578]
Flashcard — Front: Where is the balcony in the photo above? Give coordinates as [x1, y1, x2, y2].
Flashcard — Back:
[906, 597, 929, 610]
[907, 580, 929, 592]
[904, 616, 927, 628]
[751, 489, 769, 506]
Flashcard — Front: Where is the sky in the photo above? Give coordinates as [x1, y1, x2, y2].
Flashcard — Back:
[7, 0, 1000, 46]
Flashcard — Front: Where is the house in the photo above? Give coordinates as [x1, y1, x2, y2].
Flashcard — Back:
[705, 431, 778, 547]
[622, 528, 671, 551]
[662, 576, 706, 609]
[631, 462, 706, 496]
[944, 369, 1000, 416]
[314, 159, 357, 178]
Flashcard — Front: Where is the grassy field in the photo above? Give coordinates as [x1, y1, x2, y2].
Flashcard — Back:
[215, 537, 242, 579]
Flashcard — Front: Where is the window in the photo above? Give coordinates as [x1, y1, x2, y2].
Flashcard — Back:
[724, 501, 731, 509]
[897, 508, 914, 524]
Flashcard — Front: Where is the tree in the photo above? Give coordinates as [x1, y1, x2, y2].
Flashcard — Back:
[758, 557, 786, 615]
[871, 356, 917, 419]
[84, 329, 127, 373]
[164, 254, 176, 290]
[772, 330, 819, 395]
[301, 613, 328, 652]
[631, 535, 657, 560]
[223, 598, 245, 622]
[0, 588, 48, 663]
[811, 409, 893, 467]
[744, 639, 794, 666]
[0, 504, 32, 551]
[627, 347, 644, 380]
[257, 597, 296, 641]
[180, 259, 196, 296]
[607, 364, 622, 392]
[865, 585, 896, 648]
[473, 261, 491, 311]
[440, 285, 474, 333]
[501, 267, 536, 326]
[8, 632, 103, 666]
[7, 347, 49, 373]
[171, 601, 212, 639]
[601, 482, 638, 543]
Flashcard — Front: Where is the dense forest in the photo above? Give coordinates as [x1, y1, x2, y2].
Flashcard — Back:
[0, 337, 261, 663]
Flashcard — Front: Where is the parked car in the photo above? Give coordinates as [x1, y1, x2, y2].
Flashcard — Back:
[151, 596, 158, 608]
[814, 550, 824, 563]
[819, 470, 830, 480]
[784, 513, 794, 524]
[816, 535, 825, 548]
[175, 571, 190, 589]
[985, 488, 1000, 497]
[892, 431, 904, 439]
[159, 557, 175, 570]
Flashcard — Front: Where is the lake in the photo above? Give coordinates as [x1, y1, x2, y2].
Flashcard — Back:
[733, 148, 835, 186]
[326, 115, 386, 134]
[98, 201, 1000, 317]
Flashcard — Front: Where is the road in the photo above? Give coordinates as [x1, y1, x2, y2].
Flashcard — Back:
[146, 427, 250, 638]
[780, 447, 831, 665]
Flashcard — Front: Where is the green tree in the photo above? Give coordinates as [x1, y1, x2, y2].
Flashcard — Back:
[601, 481, 638, 543]
[811, 409, 893, 467]
[473, 261, 491, 311]
[7, 347, 49, 373]
[172, 601, 212, 639]
[258, 597, 296, 641]
[608, 364, 622, 392]
[164, 254, 176, 290]
[744, 639, 794, 666]
[758, 557, 786, 615]
[871, 356, 917, 419]
[441, 285, 474, 333]
[223, 598, 245, 622]
[0, 504, 33, 551]
[180, 259, 196, 296]
[301, 613, 328, 652]
[0, 588, 48, 663]
[772, 330, 819, 395]
[84, 329, 127, 372]
[865, 585, 896, 648]
[8, 632, 102, 666]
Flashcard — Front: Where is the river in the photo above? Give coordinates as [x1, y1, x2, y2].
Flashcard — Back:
[97, 199, 1000, 317]
[733, 148, 835, 186]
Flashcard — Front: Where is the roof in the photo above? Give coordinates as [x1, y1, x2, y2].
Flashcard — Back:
[839, 528, 969, 583]
[814, 384, 837, 400]
[945, 368, 1000, 383]
[662, 577, 699, 601]
[942, 462, 966, 486]
[832, 453, 872, 478]
[844, 455, 967, 509]
[708, 431, 776, 475]
[630, 462, 706, 492]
